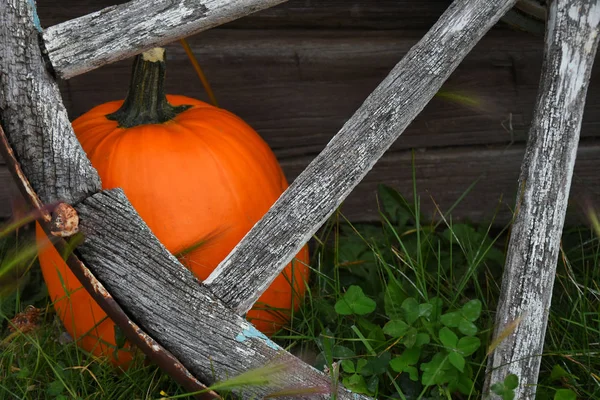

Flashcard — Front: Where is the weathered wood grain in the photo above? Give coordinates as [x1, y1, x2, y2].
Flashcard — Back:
[42, 0, 289, 79]
[0, 0, 101, 209]
[0, 3, 221, 393]
[224, 0, 547, 33]
[36, 0, 545, 32]
[284, 142, 600, 225]
[204, 0, 520, 314]
[3, 141, 598, 222]
[56, 29, 537, 151]
[75, 188, 370, 400]
[37, 29, 600, 155]
[484, 1, 600, 398]
[36, 0, 448, 30]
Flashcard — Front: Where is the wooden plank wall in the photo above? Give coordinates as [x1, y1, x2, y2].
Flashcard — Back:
[1, 0, 599, 225]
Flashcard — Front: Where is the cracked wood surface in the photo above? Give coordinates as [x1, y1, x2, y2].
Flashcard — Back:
[43, 0, 288, 79]
[484, 0, 600, 398]
[0, 2, 217, 395]
[4, 142, 600, 224]
[1, 4, 371, 396]
[5, 0, 594, 397]
[204, 0, 519, 315]
[36, 0, 449, 31]
[0, 0, 101, 207]
[75, 188, 369, 400]
[4, 1, 599, 223]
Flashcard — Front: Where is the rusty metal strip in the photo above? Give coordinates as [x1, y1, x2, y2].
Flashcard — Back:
[0, 124, 220, 400]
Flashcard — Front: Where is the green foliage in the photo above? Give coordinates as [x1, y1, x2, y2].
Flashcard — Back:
[334, 286, 376, 316]
[0, 230, 47, 322]
[381, 296, 481, 395]
[554, 389, 577, 400]
[490, 374, 519, 400]
[2, 182, 599, 399]
[534, 225, 600, 400]
[279, 183, 506, 398]
[1, 307, 189, 399]
[0, 222, 195, 399]
[282, 183, 599, 399]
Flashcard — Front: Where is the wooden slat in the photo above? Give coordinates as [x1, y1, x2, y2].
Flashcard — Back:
[36, 0, 545, 32]
[204, 0, 520, 314]
[0, 0, 101, 209]
[285, 142, 600, 226]
[36, 0, 448, 30]
[222, 0, 450, 30]
[76, 188, 368, 400]
[46, 29, 600, 155]
[484, 1, 600, 397]
[3, 142, 599, 223]
[0, 1, 371, 394]
[0, 1, 218, 393]
[42, 0, 289, 79]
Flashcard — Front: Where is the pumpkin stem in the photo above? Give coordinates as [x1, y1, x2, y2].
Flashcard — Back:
[107, 48, 191, 128]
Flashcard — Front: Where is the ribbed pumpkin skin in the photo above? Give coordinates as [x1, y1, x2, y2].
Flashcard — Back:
[36, 223, 135, 366]
[37, 95, 309, 364]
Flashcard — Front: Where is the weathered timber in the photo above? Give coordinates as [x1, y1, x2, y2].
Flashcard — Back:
[75, 188, 369, 400]
[0, 124, 216, 398]
[0, 0, 101, 207]
[285, 141, 600, 225]
[46, 29, 600, 154]
[51, 29, 541, 149]
[484, 1, 600, 398]
[42, 0, 288, 79]
[2, 142, 598, 222]
[36, 0, 544, 32]
[1, 1, 371, 390]
[204, 0, 520, 314]
[36, 0, 448, 30]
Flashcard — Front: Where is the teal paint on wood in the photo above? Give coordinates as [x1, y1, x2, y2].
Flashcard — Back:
[235, 324, 281, 350]
[27, 0, 42, 31]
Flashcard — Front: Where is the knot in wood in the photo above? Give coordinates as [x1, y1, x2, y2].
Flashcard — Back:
[50, 203, 80, 237]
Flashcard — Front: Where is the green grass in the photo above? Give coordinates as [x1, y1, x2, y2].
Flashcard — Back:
[1, 185, 599, 399]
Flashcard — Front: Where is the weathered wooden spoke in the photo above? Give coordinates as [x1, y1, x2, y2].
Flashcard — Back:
[1, 0, 370, 396]
[2, 0, 595, 398]
[204, 0, 519, 315]
[484, 0, 600, 398]
[43, 0, 289, 79]
[0, 1, 216, 395]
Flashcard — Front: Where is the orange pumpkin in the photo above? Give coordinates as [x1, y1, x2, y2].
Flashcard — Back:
[36, 48, 310, 365]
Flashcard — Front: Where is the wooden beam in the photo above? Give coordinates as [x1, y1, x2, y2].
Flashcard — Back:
[35, 0, 545, 33]
[0, 0, 101, 207]
[0, 2, 372, 395]
[42, 0, 288, 79]
[76, 188, 370, 400]
[204, 0, 520, 315]
[0, 2, 216, 395]
[4, 142, 600, 224]
[484, 0, 600, 398]
[36, 0, 448, 31]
